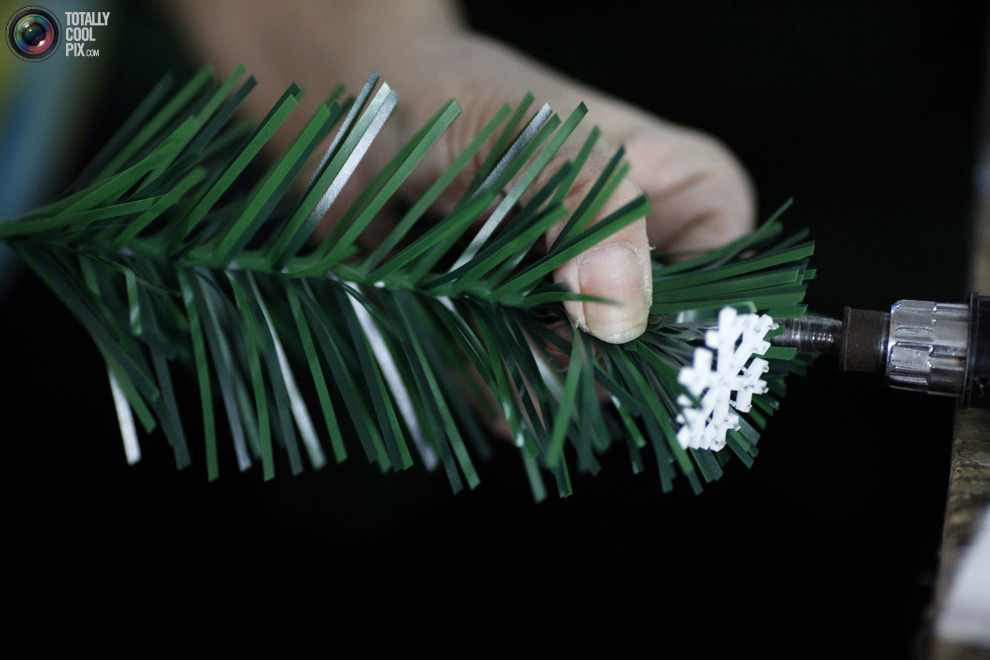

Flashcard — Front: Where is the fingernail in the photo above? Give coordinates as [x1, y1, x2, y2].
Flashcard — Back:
[578, 244, 648, 344]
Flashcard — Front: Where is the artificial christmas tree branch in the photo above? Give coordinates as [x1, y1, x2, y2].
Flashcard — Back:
[0, 66, 813, 500]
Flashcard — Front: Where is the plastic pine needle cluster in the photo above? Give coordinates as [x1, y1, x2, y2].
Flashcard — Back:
[0, 66, 815, 500]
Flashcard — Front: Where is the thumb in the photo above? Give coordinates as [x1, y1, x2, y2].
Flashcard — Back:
[546, 169, 652, 345]
[390, 95, 653, 344]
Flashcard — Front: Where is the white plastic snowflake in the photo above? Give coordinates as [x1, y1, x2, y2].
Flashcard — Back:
[675, 307, 777, 451]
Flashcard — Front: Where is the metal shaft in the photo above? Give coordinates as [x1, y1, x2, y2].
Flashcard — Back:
[771, 316, 842, 355]
[770, 293, 989, 409]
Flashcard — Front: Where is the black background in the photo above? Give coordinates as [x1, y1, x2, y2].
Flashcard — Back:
[2, 1, 986, 655]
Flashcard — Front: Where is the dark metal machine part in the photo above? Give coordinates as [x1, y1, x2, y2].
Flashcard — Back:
[772, 292, 990, 409]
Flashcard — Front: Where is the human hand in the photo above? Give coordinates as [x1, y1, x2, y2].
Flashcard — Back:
[168, 0, 755, 344]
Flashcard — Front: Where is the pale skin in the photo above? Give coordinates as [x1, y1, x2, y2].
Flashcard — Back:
[166, 0, 754, 344]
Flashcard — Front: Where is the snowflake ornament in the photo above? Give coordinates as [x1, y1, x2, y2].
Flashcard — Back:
[675, 307, 777, 451]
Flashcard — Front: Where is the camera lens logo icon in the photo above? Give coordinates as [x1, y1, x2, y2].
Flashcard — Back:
[6, 6, 60, 62]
